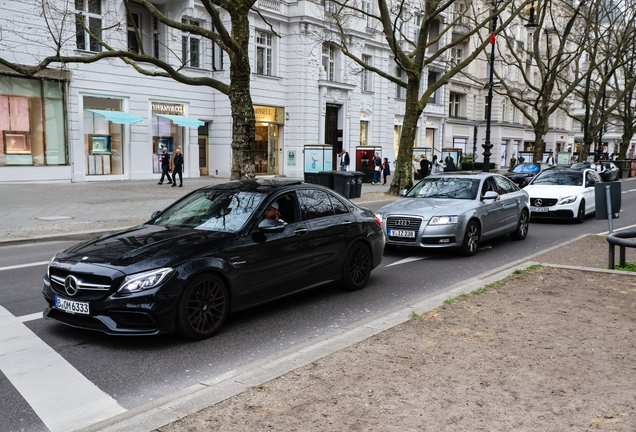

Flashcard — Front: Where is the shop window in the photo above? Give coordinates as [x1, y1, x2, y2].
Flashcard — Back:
[0, 76, 67, 167]
[83, 97, 124, 176]
[361, 55, 372, 91]
[152, 115, 183, 173]
[256, 30, 273, 76]
[75, 0, 102, 52]
[255, 122, 279, 174]
[360, 120, 369, 146]
[181, 18, 201, 68]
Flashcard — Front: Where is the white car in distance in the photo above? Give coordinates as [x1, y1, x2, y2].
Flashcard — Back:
[523, 168, 602, 223]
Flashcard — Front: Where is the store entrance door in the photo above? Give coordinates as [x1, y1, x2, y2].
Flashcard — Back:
[255, 123, 279, 174]
[198, 123, 208, 175]
[325, 105, 340, 168]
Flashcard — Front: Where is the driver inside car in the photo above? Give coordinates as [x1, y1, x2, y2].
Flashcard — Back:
[263, 200, 286, 224]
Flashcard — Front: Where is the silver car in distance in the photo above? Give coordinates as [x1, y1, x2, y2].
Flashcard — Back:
[375, 173, 530, 256]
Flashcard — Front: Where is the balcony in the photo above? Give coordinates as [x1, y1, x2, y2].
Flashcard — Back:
[256, 0, 282, 12]
[451, 22, 471, 41]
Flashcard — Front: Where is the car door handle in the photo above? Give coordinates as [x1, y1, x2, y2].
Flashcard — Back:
[341, 221, 353, 225]
[294, 228, 309, 235]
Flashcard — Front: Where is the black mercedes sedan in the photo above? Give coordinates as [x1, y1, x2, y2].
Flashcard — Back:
[43, 180, 385, 339]
[503, 163, 548, 187]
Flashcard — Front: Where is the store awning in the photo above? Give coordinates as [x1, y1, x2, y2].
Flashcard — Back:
[85, 109, 145, 124]
[153, 114, 204, 127]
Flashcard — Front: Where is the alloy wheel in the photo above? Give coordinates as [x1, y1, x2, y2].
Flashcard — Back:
[348, 245, 372, 286]
[519, 212, 528, 237]
[186, 278, 227, 335]
[467, 224, 479, 253]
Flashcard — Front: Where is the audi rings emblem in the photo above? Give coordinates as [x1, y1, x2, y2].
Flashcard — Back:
[395, 219, 411, 227]
[535, 199, 543, 206]
[64, 275, 79, 296]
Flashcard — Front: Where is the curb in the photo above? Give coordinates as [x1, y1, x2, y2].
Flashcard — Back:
[0, 227, 132, 247]
[76, 232, 594, 432]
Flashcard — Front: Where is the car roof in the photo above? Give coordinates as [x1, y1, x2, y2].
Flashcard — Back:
[203, 179, 303, 192]
[431, 172, 497, 179]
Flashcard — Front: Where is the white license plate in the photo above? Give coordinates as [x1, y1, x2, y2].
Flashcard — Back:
[55, 297, 89, 315]
[530, 207, 549, 213]
[388, 229, 416, 238]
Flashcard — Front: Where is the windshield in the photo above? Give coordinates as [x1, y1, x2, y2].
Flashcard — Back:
[406, 177, 480, 200]
[512, 164, 540, 173]
[570, 163, 589, 169]
[532, 171, 583, 186]
[153, 190, 265, 232]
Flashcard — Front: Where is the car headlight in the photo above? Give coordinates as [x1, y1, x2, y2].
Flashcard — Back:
[118, 268, 174, 294]
[47, 254, 57, 278]
[558, 195, 577, 205]
[429, 216, 459, 225]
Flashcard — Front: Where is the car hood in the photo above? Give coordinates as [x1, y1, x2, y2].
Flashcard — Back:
[504, 172, 535, 179]
[377, 197, 478, 220]
[56, 224, 235, 273]
[523, 184, 584, 198]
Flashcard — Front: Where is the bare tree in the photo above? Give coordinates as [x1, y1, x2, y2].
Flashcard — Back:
[0, 0, 268, 180]
[328, 0, 532, 194]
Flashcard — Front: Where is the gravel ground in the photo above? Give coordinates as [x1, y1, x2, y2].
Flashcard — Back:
[157, 256, 636, 431]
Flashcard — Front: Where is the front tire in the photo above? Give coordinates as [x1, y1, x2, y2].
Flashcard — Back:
[176, 273, 229, 340]
[461, 220, 480, 256]
[510, 210, 529, 240]
[575, 200, 585, 224]
[341, 242, 372, 291]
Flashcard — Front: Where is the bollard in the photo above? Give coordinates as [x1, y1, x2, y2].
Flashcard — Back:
[606, 185, 614, 269]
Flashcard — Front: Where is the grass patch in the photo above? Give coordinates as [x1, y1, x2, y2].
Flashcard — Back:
[614, 261, 636, 272]
[410, 311, 420, 319]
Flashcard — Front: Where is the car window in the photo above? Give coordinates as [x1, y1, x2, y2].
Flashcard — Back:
[298, 189, 334, 220]
[407, 177, 480, 200]
[494, 176, 515, 194]
[512, 164, 539, 173]
[262, 193, 299, 224]
[481, 177, 498, 196]
[154, 190, 265, 232]
[328, 194, 350, 215]
[532, 171, 583, 186]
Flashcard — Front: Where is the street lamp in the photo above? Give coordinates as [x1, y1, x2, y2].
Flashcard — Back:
[482, 0, 504, 172]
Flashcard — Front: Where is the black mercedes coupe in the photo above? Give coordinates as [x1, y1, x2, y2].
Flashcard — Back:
[43, 180, 385, 339]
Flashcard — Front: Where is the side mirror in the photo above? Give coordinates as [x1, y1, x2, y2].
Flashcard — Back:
[399, 189, 407, 197]
[151, 211, 161, 219]
[258, 219, 285, 234]
[482, 191, 499, 200]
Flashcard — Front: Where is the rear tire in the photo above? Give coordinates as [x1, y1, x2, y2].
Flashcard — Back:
[176, 273, 229, 340]
[510, 210, 529, 240]
[460, 220, 480, 256]
[576, 200, 585, 224]
[341, 242, 372, 291]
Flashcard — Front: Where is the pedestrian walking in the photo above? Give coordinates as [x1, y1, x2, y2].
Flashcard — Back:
[158, 147, 172, 185]
[431, 155, 445, 174]
[371, 152, 382, 184]
[382, 157, 391, 184]
[445, 156, 456, 172]
[340, 148, 350, 171]
[412, 156, 419, 181]
[517, 154, 526, 164]
[419, 155, 431, 179]
[546, 154, 555, 166]
[570, 155, 577, 164]
[510, 154, 517, 168]
[172, 148, 184, 187]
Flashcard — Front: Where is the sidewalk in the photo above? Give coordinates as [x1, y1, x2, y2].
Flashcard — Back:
[0, 178, 395, 243]
[146, 235, 634, 432]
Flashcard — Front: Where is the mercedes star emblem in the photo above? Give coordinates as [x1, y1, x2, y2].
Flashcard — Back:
[535, 199, 543, 206]
[64, 275, 79, 297]
[396, 220, 411, 227]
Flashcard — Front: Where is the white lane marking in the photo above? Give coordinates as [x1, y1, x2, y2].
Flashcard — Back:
[0, 261, 49, 272]
[621, 188, 636, 194]
[17, 312, 43, 323]
[597, 223, 636, 236]
[386, 256, 429, 267]
[0, 306, 126, 432]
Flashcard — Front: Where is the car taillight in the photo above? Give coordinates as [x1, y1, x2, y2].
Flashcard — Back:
[374, 215, 382, 227]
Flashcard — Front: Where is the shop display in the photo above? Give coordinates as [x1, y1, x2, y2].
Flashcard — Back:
[304, 145, 332, 173]
[4, 131, 31, 154]
[356, 147, 382, 182]
[157, 137, 174, 154]
[91, 135, 112, 155]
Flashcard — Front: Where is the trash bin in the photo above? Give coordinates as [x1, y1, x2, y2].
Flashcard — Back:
[318, 171, 335, 190]
[614, 160, 631, 179]
[332, 172, 353, 198]
[351, 171, 364, 199]
[304, 172, 320, 184]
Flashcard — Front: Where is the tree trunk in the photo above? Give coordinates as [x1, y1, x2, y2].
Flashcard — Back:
[228, 9, 255, 180]
[620, 122, 634, 160]
[532, 115, 547, 163]
[580, 132, 594, 163]
[387, 78, 423, 196]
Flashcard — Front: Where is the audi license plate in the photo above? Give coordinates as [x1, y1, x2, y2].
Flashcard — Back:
[388, 229, 416, 238]
[530, 207, 549, 213]
[55, 297, 89, 315]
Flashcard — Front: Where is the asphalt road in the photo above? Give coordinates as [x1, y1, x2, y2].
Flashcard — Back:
[2, 178, 636, 432]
